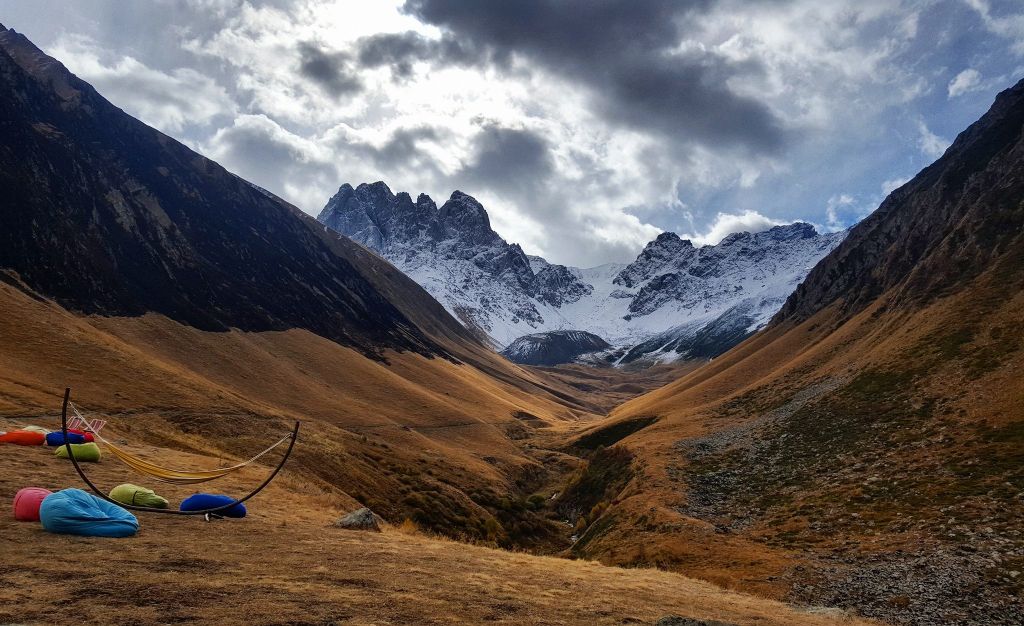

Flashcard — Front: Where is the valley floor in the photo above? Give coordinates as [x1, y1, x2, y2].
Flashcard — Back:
[0, 436, 866, 626]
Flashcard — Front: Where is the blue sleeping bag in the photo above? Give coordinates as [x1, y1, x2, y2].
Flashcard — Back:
[180, 493, 247, 518]
[45, 431, 86, 446]
[39, 489, 139, 538]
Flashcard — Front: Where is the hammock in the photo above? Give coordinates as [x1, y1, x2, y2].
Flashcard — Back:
[71, 401, 292, 485]
[59, 388, 299, 516]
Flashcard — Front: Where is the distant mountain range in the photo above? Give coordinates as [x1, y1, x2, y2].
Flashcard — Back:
[319, 183, 845, 365]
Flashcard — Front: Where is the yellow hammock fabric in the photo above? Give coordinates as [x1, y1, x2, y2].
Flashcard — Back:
[70, 403, 292, 485]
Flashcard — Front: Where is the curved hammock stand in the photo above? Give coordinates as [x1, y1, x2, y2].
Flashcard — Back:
[60, 387, 299, 516]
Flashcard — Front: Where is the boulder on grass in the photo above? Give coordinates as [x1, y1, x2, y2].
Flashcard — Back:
[335, 507, 383, 532]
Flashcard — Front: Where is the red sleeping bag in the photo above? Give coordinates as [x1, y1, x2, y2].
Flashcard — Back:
[0, 430, 46, 446]
[69, 429, 95, 443]
[13, 487, 53, 521]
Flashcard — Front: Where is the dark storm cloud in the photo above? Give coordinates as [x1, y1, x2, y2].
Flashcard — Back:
[355, 31, 483, 78]
[207, 115, 336, 196]
[457, 125, 555, 197]
[327, 124, 450, 181]
[401, 0, 786, 153]
[373, 126, 443, 166]
[297, 41, 363, 96]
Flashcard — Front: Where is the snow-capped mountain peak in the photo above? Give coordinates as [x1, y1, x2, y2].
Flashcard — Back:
[318, 182, 845, 364]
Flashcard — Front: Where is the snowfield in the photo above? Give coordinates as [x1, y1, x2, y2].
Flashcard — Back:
[319, 182, 845, 364]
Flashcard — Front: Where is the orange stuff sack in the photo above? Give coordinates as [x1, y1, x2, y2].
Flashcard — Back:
[0, 430, 46, 446]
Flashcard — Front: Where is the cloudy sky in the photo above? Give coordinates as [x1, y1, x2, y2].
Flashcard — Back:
[4, 1, 1023, 266]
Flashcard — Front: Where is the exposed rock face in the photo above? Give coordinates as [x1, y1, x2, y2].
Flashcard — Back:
[775, 78, 1024, 326]
[320, 183, 844, 363]
[615, 232, 697, 288]
[335, 507, 384, 532]
[501, 330, 611, 366]
[0, 26, 469, 360]
[319, 181, 590, 342]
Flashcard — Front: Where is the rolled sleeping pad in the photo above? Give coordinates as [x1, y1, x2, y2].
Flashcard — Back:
[0, 430, 46, 446]
[109, 483, 169, 509]
[45, 431, 86, 446]
[54, 442, 101, 462]
[18, 425, 51, 435]
[39, 488, 138, 538]
[180, 493, 247, 518]
[13, 487, 53, 521]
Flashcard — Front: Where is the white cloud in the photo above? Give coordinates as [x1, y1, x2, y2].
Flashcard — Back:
[881, 176, 911, 195]
[826, 194, 854, 229]
[50, 34, 235, 133]
[203, 114, 339, 210]
[683, 210, 787, 246]
[948, 68, 982, 97]
[11, 0, 1020, 266]
[916, 119, 950, 159]
[965, 0, 1024, 55]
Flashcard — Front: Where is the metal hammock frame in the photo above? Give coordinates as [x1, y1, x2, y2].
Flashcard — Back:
[60, 387, 299, 516]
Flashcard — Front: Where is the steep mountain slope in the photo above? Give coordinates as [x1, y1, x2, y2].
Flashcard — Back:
[318, 182, 844, 363]
[0, 24, 609, 547]
[563, 79, 1024, 625]
[0, 28, 467, 360]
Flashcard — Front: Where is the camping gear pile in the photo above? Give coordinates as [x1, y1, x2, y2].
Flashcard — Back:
[11, 485, 248, 537]
[5, 420, 250, 536]
[3, 388, 296, 535]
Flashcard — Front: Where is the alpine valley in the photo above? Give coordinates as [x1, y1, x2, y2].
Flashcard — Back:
[318, 183, 845, 365]
[3, 6, 1023, 626]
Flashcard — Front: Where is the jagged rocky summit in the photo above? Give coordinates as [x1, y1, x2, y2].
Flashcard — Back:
[318, 182, 845, 365]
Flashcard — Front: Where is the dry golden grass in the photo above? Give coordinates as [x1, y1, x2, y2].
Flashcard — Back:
[0, 278, 879, 624]
[568, 262, 1024, 601]
[0, 440, 870, 626]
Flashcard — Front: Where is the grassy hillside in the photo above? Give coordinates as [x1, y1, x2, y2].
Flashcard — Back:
[0, 429, 869, 626]
[570, 227, 1024, 624]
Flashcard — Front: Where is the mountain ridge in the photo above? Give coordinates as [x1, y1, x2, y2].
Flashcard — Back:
[579, 76, 1024, 625]
[775, 76, 1024, 326]
[0, 26, 474, 361]
[318, 181, 845, 364]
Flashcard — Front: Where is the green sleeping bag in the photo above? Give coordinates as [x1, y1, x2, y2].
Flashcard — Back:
[109, 483, 168, 509]
[54, 442, 101, 462]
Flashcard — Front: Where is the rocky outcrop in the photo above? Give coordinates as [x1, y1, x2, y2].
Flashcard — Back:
[319, 182, 592, 344]
[500, 330, 610, 366]
[335, 507, 384, 532]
